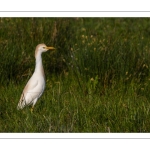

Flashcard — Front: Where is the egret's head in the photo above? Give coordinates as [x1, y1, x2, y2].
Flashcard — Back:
[35, 43, 55, 57]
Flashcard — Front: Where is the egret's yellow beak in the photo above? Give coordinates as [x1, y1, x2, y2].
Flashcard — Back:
[46, 47, 55, 50]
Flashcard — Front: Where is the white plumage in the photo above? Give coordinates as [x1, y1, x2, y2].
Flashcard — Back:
[17, 43, 55, 110]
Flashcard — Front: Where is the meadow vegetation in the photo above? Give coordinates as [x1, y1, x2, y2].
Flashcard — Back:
[1, 18, 150, 132]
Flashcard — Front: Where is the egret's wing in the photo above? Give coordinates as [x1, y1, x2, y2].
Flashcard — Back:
[23, 76, 38, 94]
[17, 75, 39, 109]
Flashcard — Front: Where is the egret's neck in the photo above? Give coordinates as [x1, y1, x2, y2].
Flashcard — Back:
[34, 52, 45, 77]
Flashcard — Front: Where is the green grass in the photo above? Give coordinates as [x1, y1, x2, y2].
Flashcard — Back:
[1, 18, 150, 132]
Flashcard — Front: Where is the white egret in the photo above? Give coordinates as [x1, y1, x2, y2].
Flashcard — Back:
[17, 43, 55, 111]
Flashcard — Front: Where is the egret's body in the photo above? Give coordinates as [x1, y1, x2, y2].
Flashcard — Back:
[17, 44, 55, 110]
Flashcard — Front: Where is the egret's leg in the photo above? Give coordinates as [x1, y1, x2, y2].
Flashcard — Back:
[30, 98, 37, 112]
[30, 106, 34, 112]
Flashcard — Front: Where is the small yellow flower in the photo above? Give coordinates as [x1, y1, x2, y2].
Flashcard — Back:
[81, 28, 86, 31]
[125, 77, 129, 80]
[81, 35, 85, 38]
[90, 78, 94, 81]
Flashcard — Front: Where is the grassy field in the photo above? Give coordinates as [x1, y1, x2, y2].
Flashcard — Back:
[1, 18, 150, 132]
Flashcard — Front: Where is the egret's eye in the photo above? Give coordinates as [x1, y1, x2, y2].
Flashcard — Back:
[43, 47, 46, 49]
